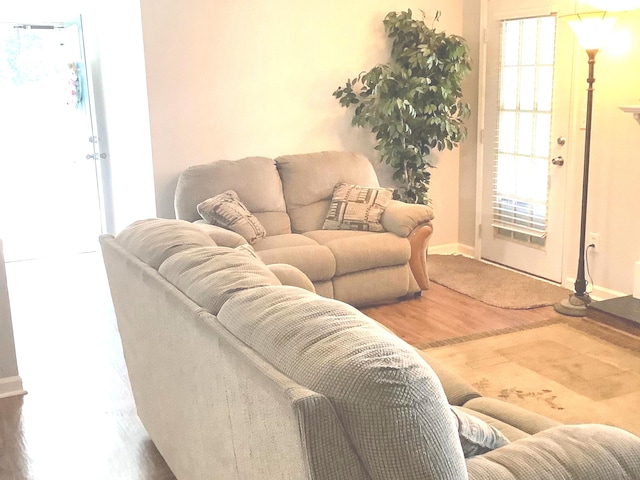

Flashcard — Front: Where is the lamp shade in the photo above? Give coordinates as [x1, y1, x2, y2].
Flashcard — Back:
[565, 11, 616, 50]
[583, 0, 640, 11]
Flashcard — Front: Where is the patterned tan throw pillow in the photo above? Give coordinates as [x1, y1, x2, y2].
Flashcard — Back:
[197, 190, 266, 245]
[323, 183, 393, 232]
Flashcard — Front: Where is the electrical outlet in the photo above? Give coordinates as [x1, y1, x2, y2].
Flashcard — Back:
[589, 233, 600, 251]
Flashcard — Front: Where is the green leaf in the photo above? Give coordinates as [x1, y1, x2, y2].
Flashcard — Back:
[332, 8, 471, 205]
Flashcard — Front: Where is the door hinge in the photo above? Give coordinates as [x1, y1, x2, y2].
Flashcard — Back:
[88, 136, 99, 144]
[480, 129, 484, 144]
[478, 224, 482, 237]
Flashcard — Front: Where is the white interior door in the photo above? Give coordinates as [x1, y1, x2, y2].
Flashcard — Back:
[0, 16, 105, 261]
[480, 0, 576, 282]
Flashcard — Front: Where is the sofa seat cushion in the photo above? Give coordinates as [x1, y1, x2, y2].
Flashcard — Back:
[116, 218, 217, 269]
[462, 397, 562, 436]
[158, 245, 281, 315]
[466, 424, 640, 479]
[275, 152, 381, 233]
[304, 230, 411, 276]
[453, 407, 529, 444]
[256, 244, 336, 282]
[217, 286, 467, 479]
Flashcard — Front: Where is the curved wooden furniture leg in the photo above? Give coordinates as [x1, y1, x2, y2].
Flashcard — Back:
[408, 223, 433, 291]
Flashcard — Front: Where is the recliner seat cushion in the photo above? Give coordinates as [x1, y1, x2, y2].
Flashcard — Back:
[256, 245, 336, 282]
[253, 233, 319, 250]
[332, 265, 412, 307]
[217, 286, 467, 479]
[304, 230, 410, 276]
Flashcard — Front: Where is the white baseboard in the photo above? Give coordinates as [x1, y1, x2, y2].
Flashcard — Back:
[429, 243, 475, 257]
[563, 277, 627, 302]
[0, 375, 27, 399]
[456, 244, 476, 257]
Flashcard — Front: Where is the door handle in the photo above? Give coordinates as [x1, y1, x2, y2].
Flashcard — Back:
[552, 156, 564, 166]
[86, 153, 108, 160]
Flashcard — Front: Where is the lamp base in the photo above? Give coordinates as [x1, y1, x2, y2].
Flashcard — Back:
[554, 293, 592, 317]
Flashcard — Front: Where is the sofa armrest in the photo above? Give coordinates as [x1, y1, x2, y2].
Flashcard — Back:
[467, 424, 640, 479]
[380, 200, 435, 238]
[267, 264, 316, 293]
[417, 351, 481, 406]
[192, 221, 248, 248]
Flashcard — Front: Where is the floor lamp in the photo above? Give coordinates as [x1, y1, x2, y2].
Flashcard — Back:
[554, 11, 616, 317]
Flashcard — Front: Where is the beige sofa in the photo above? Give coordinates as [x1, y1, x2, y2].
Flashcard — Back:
[101, 218, 640, 480]
[174, 151, 435, 307]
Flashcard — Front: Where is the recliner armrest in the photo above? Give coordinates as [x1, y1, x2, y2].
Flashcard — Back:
[380, 201, 435, 291]
[380, 200, 435, 238]
[467, 424, 640, 479]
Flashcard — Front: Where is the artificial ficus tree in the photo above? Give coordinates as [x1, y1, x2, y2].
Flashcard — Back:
[333, 9, 471, 204]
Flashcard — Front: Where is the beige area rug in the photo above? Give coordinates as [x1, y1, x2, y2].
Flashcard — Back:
[422, 318, 640, 435]
[428, 254, 572, 309]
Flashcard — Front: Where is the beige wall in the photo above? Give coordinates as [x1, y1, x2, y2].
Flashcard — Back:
[139, 0, 464, 246]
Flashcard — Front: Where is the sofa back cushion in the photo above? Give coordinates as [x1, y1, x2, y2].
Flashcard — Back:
[115, 218, 217, 269]
[217, 286, 467, 479]
[158, 245, 281, 315]
[175, 157, 291, 235]
[275, 152, 380, 233]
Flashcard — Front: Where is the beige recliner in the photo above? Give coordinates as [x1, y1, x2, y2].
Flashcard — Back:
[174, 151, 435, 307]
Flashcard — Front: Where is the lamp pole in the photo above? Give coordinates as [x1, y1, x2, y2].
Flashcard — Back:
[554, 48, 598, 316]
[575, 48, 598, 298]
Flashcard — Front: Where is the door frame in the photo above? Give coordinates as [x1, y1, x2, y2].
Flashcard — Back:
[474, 0, 581, 287]
[64, 15, 108, 236]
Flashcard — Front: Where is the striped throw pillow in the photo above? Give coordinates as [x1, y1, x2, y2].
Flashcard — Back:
[197, 190, 266, 245]
[323, 183, 393, 232]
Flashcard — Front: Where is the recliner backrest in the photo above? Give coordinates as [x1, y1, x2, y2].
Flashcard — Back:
[275, 151, 380, 233]
[174, 156, 291, 235]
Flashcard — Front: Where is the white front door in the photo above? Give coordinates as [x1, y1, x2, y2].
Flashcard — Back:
[480, 0, 576, 282]
[0, 16, 105, 261]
